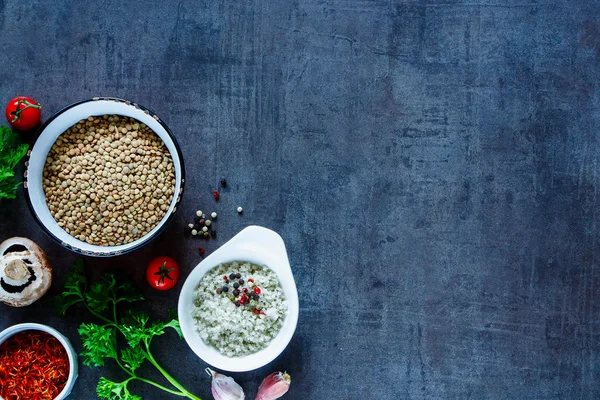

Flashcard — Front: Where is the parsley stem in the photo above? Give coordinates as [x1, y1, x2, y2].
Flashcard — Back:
[143, 340, 201, 400]
[135, 377, 188, 396]
[84, 302, 114, 325]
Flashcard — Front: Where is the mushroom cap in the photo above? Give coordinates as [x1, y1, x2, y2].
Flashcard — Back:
[0, 237, 52, 307]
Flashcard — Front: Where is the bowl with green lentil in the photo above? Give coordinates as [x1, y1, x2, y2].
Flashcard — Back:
[178, 226, 299, 372]
[24, 97, 185, 257]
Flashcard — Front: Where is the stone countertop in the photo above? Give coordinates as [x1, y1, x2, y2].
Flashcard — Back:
[1, 1, 599, 398]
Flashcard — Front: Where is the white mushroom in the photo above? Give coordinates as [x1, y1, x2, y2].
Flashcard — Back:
[0, 237, 52, 307]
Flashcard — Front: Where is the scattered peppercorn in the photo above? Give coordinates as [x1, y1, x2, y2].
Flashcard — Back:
[248, 278, 254, 283]
[223, 276, 228, 280]
[216, 288, 223, 294]
[235, 273, 241, 279]
[233, 289, 240, 296]
[220, 178, 227, 188]
[198, 219, 205, 226]
[237, 206, 243, 214]
[211, 212, 217, 219]
[239, 279, 244, 285]
[222, 286, 229, 292]
[188, 223, 194, 229]
[253, 308, 260, 315]
[235, 300, 240, 307]
[191, 229, 198, 236]
[254, 287, 261, 294]
[213, 191, 220, 200]
[203, 232, 210, 238]
[211, 230, 217, 239]
[243, 288, 248, 293]
[233, 282, 239, 289]
[202, 226, 208, 232]
[199, 248, 205, 256]
[196, 210, 203, 217]
[229, 273, 236, 280]
[205, 220, 212, 227]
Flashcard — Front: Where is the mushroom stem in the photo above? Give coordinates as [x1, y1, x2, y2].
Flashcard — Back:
[5, 260, 30, 281]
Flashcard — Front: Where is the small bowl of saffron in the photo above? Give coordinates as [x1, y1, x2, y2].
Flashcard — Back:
[0, 323, 78, 400]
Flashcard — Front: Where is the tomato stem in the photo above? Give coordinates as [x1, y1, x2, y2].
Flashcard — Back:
[10, 98, 41, 123]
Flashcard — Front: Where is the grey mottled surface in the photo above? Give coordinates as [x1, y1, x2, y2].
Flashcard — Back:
[1, 0, 600, 399]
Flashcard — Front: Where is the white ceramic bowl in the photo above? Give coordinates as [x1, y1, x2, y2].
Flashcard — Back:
[0, 323, 78, 399]
[24, 97, 185, 257]
[179, 226, 299, 372]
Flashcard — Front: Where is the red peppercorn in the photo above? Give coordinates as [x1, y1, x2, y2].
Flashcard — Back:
[243, 288, 248, 293]
[213, 190, 220, 200]
[223, 276, 228, 280]
[254, 287, 261, 294]
[199, 248, 205, 256]
[248, 278, 254, 283]
[253, 309, 260, 315]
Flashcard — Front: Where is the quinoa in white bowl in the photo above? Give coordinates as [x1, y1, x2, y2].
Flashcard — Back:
[192, 261, 288, 357]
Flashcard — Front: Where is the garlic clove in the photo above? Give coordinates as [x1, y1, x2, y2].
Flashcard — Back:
[255, 372, 291, 400]
[206, 368, 245, 400]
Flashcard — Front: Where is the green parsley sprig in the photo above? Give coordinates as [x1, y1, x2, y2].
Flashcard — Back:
[0, 125, 28, 200]
[55, 259, 202, 400]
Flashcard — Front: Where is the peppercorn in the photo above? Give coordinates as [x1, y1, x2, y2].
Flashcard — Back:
[254, 294, 260, 301]
[254, 287, 261, 294]
[233, 282, 239, 289]
[222, 286, 229, 292]
[239, 279, 244, 285]
[211, 212, 217, 219]
[220, 178, 227, 188]
[237, 206, 243, 214]
[202, 226, 208, 232]
[216, 288, 223, 294]
[235, 273, 241, 279]
[211, 230, 217, 239]
[196, 210, 203, 217]
[197, 219, 205, 226]
[213, 191, 220, 200]
[235, 300, 240, 307]
[229, 273, 236, 280]
[243, 288, 248, 293]
[205, 220, 212, 227]
[223, 276, 228, 280]
[253, 308, 260, 315]
[203, 232, 210, 238]
[191, 229, 198, 236]
[233, 289, 240, 296]
[198, 248, 205, 256]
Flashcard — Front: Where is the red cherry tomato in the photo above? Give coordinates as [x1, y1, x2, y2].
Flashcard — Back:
[146, 256, 180, 291]
[5, 96, 42, 131]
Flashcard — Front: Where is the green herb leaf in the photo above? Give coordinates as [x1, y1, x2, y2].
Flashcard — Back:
[97, 377, 141, 400]
[79, 323, 117, 367]
[86, 274, 117, 313]
[54, 259, 88, 316]
[116, 280, 144, 304]
[120, 310, 153, 346]
[0, 125, 28, 200]
[120, 345, 146, 373]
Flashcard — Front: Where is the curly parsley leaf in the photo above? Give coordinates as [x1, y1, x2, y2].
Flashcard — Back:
[79, 323, 117, 367]
[54, 258, 88, 316]
[86, 274, 118, 313]
[120, 310, 152, 346]
[0, 125, 28, 200]
[120, 346, 146, 373]
[97, 377, 141, 400]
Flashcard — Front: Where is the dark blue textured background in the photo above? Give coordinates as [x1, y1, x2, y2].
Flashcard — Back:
[1, 0, 600, 398]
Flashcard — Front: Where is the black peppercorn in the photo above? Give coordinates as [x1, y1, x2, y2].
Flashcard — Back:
[235, 273, 241, 279]
[211, 230, 217, 239]
[235, 300, 240, 307]
[229, 273, 236, 280]
[233, 282, 239, 289]
[233, 289, 240, 296]
[216, 288, 223, 294]
[222, 286, 229, 292]
[239, 279, 244, 285]
[220, 178, 227, 188]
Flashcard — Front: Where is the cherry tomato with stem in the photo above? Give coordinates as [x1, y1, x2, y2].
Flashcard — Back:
[5, 96, 42, 131]
[146, 256, 180, 291]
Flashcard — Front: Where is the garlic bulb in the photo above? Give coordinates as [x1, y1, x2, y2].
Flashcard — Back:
[255, 372, 291, 400]
[206, 368, 245, 400]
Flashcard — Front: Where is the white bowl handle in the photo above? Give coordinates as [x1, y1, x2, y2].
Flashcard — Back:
[225, 226, 291, 274]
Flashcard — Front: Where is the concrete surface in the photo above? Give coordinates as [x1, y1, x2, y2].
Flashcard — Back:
[1, 0, 600, 398]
